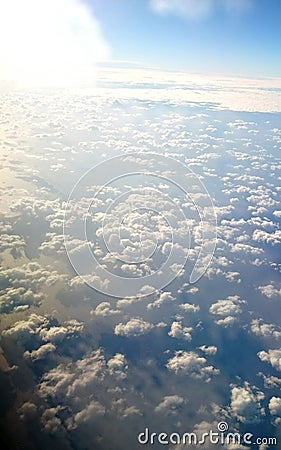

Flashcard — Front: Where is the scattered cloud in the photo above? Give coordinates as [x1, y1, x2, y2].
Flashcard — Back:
[230, 383, 265, 423]
[114, 318, 155, 337]
[258, 349, 281, 372]
[166, 350, 219, 382]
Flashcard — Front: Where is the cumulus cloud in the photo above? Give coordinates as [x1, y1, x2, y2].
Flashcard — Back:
[41, 407, 64, 434]
[147, 291, 176, 309]
[0, 233, 26, 257]
[18, 402, 37, 421]
[0, 261, 66, 290]
[230, 383, 265, 423]
[107, 353, 128, 380]
[166, 350, 219, 382]
[114, 318, 155, 337]
[37, 348, 142, 439]
[179, 302, 200, 313]
[258, 349, 281, 372]
[209, 295, 246, 327]
[168, 321, 193, 341]
[24, 342, 56, 362]
[155, 395, 185, 415]
[2, 314, 84, 361]
[198, 345, 217, 355]
[0, 261, 66, 313]
[72, 400, 105, 427]
[0, 287, 43, 314]
[268, 397, 281, 417]
[92, 301, 121, 317]
[209, 295, 245, 316]
[250, 319, 281, 340]
[258, 284, 281, 299]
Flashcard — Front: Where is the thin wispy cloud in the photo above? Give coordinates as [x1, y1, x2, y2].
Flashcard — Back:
[149, 0, 252, 20]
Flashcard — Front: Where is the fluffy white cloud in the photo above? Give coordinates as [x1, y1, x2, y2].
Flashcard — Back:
[0, 262, 66, 313]
[114, 318, 154, 337]
[2, 314, 84, 359]
[24, 343, 56, 362]
[250, 319, 281, 340]
[2, 314, 48, 344]
[92, 301, 121, 317]
[0, 261, 67, 290]
[0, 287, 43, 314]
[72, 400, 105, 427]
[0, 233, 26, 256]
[268, 397, 281, 417]
[107, 353, 128, 380]
[155, 395, 185, 415]
[168, 321, 192, 341]
[258, 349, 281, 372]
[209, 295, 246, 327]
[209, 295, 245, 317]
[41, 407, 63, 434]
[258, 284, 281, 299]
[179, 303, 200, 313]
[198, 345, 217, 355]
[230, 383, 265, 423]
[166, 351, 219, 382]
[147, 291, 176, 309]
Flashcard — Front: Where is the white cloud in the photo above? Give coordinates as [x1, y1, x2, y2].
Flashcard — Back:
[179, 303, 200, 313]
[92, 301, 121, 317]
[230, 383, 265, 423]
[0, 233, 26, 256]
[41, 407, 63, 434]
[250, 319, 281, 340]
[0, 287, 43, 314]
[259, 374, 281, 389]
[209, 295, 246, 326]
[166, 350, 219, 382]
[150, 0, 215, 20]
[114, 318, 154, 337]
[155, 395, 185, 415]
[107, 353, 128, 380]
[24, 342, 56, 362]
[73, 400, 105, 427]
[268, 397, 281, 417]
[168, 321, 193, 341]
[150, 0, 252, 22]
[147, 291, 176, 309]
[2, 314, 48, 344]
[0, 0, 109, 86]
[258, 284, 281, 299]
[258, 349, 281, 372]
[198, 345, 217, 355]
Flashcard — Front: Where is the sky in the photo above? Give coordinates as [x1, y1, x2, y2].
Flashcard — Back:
[90, 0, 281, 77]
[0, 0, 280, 87]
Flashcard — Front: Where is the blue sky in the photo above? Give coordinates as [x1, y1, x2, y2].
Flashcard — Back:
[90, 0, 281, 77]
